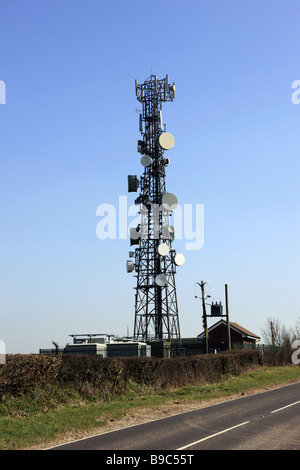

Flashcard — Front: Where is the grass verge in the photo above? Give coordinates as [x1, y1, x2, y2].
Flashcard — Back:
[0, 365, 300, 450]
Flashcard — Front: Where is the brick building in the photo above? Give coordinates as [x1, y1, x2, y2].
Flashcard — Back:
[197, 319, 260, 351]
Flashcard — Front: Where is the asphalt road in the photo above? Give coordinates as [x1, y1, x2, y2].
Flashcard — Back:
[48, 381, 300, 451]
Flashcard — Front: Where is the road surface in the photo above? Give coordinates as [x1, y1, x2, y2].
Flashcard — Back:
[48, 381, 300, 451]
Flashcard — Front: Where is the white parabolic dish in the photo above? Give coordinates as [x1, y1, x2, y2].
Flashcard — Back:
[141, 155, 153, 167]
[158, 243, 169, 256]
[158, 132, 175, 150]
[174, 253, 185, 266]
[161, 192, 178, 211]
[155, 274, 167, 286]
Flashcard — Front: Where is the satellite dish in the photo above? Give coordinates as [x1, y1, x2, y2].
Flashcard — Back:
[155, 274, 167, 286]
[126, 260, 134, 273]
[158, 243, 169, 257]
[158, 132, 175, 150]
[161, 193, 178, 211]
[175, 253, 185, 266]
[130, 227, 140, 246]
[141, 155, 153, 167]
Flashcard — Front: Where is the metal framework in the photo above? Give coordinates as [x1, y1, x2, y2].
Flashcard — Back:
[127, 74, 182, 343]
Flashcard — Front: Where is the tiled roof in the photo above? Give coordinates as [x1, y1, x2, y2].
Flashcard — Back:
[198, 319, 260, 340]
[228, 321, 260, 339]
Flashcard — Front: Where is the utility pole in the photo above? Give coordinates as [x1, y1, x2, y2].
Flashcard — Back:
[225, 284, 231, 351]
[199, 281, 209, 354]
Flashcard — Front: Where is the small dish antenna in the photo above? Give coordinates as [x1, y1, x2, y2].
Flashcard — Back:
[161, 192, 178, 211]
[155, 274, 167, 286]
[175, 253, 185, 266]
[158, 132, 175, 150]
[126, 260, 134, 273]
[141, 155, 153, 167]
[158, 243, 169, 256]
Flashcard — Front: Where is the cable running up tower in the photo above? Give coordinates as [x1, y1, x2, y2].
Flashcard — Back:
[126, 74, 184, 343]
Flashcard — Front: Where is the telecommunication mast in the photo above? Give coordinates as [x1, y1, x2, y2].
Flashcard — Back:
[126, 74, 184, 343]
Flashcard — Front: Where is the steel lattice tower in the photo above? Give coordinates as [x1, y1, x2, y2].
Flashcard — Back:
[126, 74, 184, 343]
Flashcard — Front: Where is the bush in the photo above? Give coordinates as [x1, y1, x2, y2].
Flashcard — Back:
[0, 350, 263, 404]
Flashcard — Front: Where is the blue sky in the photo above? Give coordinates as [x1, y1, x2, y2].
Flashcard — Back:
[0, 0, 300, 353]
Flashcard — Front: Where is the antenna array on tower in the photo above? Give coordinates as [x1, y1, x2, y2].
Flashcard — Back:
[127, 74, 183, 343]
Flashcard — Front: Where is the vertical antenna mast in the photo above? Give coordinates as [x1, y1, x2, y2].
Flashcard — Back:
[127, 74, 183, 343]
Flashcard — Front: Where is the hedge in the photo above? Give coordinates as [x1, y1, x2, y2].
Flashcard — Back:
[0, 350, 263, 402]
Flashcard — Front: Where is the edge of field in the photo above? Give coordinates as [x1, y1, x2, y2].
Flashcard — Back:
[5, 364, 297, 450]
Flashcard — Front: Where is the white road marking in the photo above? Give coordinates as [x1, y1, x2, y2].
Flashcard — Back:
[177, 421, 250, 450]
[271, 401, 300, 414]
